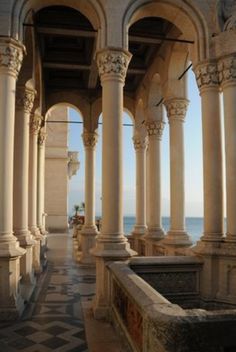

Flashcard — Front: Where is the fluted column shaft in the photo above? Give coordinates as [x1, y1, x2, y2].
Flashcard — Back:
[82, 131, 98, 231]
[79, 131, 98, 264]
[0, 37, 26, 318]
[194, 62, 224, 241]
[132, 137, 148, 235]
[14, 87, 36, 244]
[14, 86, 36, 284]
[145, 120, 165, 240]
[37, 128, 46, 233]
[29, 114, 43, 273]
[0, 38, 25, 252]
[164, 99, 191, 247]
[92, 48, 135, 319]
[218, 55, 236, 242]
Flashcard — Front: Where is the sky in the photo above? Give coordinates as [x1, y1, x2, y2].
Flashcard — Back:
[68, 69, 204, 217]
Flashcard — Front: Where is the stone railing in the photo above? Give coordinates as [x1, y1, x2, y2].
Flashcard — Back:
[108, 257, 236, 352]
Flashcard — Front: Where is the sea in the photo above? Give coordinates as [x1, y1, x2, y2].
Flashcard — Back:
[123, 216, 203, 243]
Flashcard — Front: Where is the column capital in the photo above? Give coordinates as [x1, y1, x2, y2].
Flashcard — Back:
[218, 55, 236, 87]
[30, 114, 42, 135]
[146, 120, 165, 140]
[38, 128, 47, 146]
[16, 86, 36, 114]
[82, 131, 98, 148]
[96, 48, 132, 83]
[164, 98, 189, 122]
[0, 37, 25, 78]
[132, 136, 148, 151]
[194, 61, 219, 91]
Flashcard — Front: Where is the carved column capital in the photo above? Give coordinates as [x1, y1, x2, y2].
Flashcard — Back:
[194, 61, 219, 91]
[30, 114, 42, 135]
[0, 38, 25, 78]
[82, 131, 98, 149]
[16, 86, 36, 114]
[164, 98, 189, 122]
[146, 120, 165, 140]
[218, 55, 236, 87]
[38, 128, 47, 146]
[133, 136, 148, 151]
[96, 48, 132, 83]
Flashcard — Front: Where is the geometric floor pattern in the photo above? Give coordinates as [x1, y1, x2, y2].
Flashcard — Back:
[0, 234, 96, 352]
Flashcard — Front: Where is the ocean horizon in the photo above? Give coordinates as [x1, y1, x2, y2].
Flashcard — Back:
[123, 216, 204, 243]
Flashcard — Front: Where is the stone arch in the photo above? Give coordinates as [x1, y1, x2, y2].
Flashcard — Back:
[146, 73, 163, 121]
[123, 0, 209, 63]
[11, 0, 106, 48]
[163, 43, 189, 100]
[133, 98, 147, 140]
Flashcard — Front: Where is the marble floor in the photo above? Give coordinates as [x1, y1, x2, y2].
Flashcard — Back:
[0, 233, 123, 352]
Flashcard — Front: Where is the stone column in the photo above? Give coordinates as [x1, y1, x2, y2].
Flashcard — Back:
[29, 114, 43, 273]
[91, 48, 136, 319]
[131, 136, 148, 252]
[194, 62, 224, 242]
[80, 131, 98, 264]
[163, 98, 192, 249]
[37, 128, 47, 234]
[218, 55, 236, 242]
[14, 86, 36, 289]
[145, 120, 165, 255]
[0, 37, 26, 319]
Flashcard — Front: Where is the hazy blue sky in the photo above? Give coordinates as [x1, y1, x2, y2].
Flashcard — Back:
[68, 69, 203, 217]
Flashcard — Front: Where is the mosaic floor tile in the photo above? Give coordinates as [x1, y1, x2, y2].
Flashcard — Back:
[0, 234, 94, 351]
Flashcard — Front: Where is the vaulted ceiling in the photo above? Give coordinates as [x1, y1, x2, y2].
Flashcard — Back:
[34, 6, 182, 102]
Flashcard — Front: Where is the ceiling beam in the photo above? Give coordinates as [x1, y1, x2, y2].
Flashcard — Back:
[129, 34, 194, 44]
[129, 35, 162, 45]
[43, 62, 90, 70]
[127, 68, 146, 75]
[37, 26, 96, 38]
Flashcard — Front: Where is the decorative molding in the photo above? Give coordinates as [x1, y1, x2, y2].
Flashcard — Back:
[165, 99, 189, 122]
[38, 128, 47, 146]
[218, 55, 236, 85]
[194, 62, 219, 90]
[146, 120, 164, 139]
[30, 114, 42, 135]
[82, 131, 98, 148]
[96, 49, 132, 82]
[132, 136, 148, 151]
[0, 38, 24, 78]
[16, 87, 36, 114]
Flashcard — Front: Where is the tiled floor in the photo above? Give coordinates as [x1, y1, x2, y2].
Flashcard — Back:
[0, 233, 123, 352]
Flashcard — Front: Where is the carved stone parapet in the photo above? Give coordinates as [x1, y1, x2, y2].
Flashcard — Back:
[82, 131, 98, 148]
[133, 136, 148, 151]
[96, 48, 132, 82]
[146, 120, 165, 140]
[0, 37, 24, 78]
[30, 114, 42, 135]
[165, 98, 189, 122]
[218, 55, 236, 86]
[38, 128, 47, 146]
[16, 86, 36, 114]
[194, 62, 219, 90]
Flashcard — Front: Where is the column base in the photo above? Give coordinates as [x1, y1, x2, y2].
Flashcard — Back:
[144, 226, 165, 240]
[225, 233, 236, 243]
[79, 227, 98, 265]
[0, 256, 25, 320]
[130, 226, 146, 254]
[162, 230, 192, 247]
[200, 232, 224, 242]
[32, 239, 42, 274]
